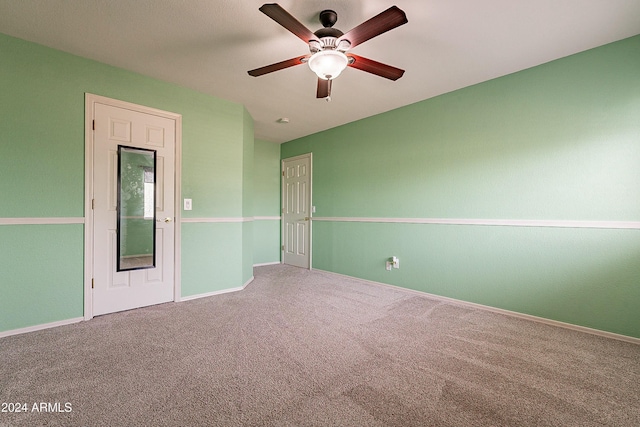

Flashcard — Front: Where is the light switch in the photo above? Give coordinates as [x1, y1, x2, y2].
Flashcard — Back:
[184, 199, 192, 211]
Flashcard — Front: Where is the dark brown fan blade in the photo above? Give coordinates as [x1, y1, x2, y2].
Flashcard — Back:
[260, 3, 319, 44]
[316, 78, 332, 98]
[337, 6, 407, 49]
[347, 54, 405, 80]
[248, 55, 309, 77]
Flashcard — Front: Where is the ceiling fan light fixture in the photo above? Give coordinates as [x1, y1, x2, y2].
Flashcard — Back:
[308, 50, 348, 80]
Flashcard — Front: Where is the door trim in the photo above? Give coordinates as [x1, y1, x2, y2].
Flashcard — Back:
[84, 93, 183, 320]
[281, 153, 312, 270]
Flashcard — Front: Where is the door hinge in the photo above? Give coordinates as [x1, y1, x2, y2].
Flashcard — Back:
[282, 171, 285, 177]
[281, 245, 284, 251]
[91, 278, 94, 289]
[91, 199, 95, 209]
[92, 119, 95, 130]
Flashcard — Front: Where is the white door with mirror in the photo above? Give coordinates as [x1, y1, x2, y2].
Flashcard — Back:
[91, 100, 177, 316]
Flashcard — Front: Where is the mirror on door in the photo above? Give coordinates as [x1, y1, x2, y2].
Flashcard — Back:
[117, 145, 156, 271]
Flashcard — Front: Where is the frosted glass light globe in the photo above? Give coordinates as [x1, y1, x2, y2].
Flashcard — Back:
[308, 50, 348, 80]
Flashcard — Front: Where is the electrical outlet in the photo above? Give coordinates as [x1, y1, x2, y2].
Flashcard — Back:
[386, 261, 392, 271]
[184, 198, 192, 211]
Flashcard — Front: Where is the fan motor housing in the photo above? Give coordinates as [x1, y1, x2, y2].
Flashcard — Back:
[314, 27, 343, 38]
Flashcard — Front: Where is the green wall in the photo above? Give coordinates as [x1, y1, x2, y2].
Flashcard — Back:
[282, 35, 640, 338]
[242, 107, 255, 283]
[253, 139, 282, 265]
[0, 32, 257, 331]
[0, 225, 84, 331]
[181, 223, 244, 295]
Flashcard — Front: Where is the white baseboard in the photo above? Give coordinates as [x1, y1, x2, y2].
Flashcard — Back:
[253, 261, 281, 267]
[0, 317, 84, 339]
[314, 269, 640, 345]
[179, 276, 254, 302]
[1, 277, 257, 337]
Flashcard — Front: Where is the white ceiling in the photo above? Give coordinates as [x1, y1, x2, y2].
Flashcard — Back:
[1, 1, 639, 143]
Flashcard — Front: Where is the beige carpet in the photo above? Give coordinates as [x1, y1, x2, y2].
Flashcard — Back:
[1, 264, 639, 426]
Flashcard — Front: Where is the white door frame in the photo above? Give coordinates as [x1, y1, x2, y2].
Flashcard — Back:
[281, 153, 312, 269]
[84, 93, 182, 320]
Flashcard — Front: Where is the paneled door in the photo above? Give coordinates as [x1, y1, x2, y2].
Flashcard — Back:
[282, 154, 311, 268]
[92, 102, 176, 316]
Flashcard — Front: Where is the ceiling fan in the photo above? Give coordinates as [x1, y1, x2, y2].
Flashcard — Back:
[247, 3, 408, 100]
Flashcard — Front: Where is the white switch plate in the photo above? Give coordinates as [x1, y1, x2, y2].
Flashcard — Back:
[184, 199, 192, 211]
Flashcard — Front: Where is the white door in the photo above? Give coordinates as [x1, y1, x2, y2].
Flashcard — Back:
[92, 103, 176, 316]
[282, 154, 311, 268]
